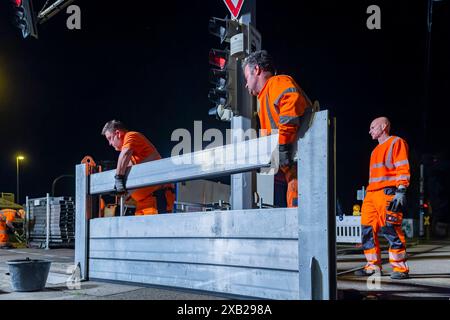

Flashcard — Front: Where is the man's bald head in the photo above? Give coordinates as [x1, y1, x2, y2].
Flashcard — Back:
[369, 117, 391, 142]
[371, 117, 390, 133]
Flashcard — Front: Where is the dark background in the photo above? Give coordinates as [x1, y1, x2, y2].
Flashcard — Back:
[0, 0, 449, 215]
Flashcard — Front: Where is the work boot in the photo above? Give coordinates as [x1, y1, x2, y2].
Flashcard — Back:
[354, 268, 381, 276]
[390, 272, 409, 280]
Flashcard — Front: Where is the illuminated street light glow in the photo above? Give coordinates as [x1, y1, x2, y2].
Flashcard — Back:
[16, 155, 25, 204]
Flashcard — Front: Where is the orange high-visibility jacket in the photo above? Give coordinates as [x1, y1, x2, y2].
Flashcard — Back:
[121, 132, 174, 204]
[0, 209, 16, 232]
[367, 136, 410, 191]
[257, 75, 309, 146]
[122, 131, 161, 165]
[0, 209, 15, 222]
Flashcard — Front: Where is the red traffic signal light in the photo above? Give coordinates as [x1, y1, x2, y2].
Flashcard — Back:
[12, 0, 38, 39]
[209, 49, 228, 70]
[207, 17, 239, 121]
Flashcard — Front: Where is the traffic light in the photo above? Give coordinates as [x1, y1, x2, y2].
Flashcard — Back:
[12, 0, 38, 39]
[207, 17, 262, 121]
[208, 48, 235, 120]
[208, 16, 242, 44]
[207, 17, 243, 121]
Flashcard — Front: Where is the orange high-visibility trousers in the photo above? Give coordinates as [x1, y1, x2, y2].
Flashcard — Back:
[280, 164, 298, 207]
[0, 232, 8, 246]
[132, 185, 176, 215]
[361, 188, 409, 273]
[164, 187, 176, 212]
[135, 197, 158, 215]
[132, 186, 159, 215]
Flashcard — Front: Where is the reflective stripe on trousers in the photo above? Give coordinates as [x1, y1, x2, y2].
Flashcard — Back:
[389, 251, 407, 262]
[364, 253, 380, 264]
[361, 189, 409, 273]
[389, 249, 409, 273]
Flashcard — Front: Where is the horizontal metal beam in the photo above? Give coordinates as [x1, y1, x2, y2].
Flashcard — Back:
[90, 134, 278, 195]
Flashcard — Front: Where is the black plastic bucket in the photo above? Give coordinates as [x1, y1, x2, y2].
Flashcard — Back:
[6, 258, 52, 292]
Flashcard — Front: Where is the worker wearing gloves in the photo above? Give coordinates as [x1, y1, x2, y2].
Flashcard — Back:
[355, 117, 410, 279]
[102, 120, 175, 215]
[242, 50, 310, 207]
[0, 209, 18, 249]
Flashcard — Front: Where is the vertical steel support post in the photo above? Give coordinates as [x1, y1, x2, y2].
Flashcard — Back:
[75, 164, 90, 280]
[46, 193, 50, 250]
[230, 2, 258, 210]
[231, 116, 254, 209]
[25, 196, 30, 243]
[298, 110, 337, 300]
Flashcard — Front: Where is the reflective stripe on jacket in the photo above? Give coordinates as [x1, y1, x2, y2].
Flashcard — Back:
[0, 210, 13, 234]
[0, 209, 15, 223]
[257, 75, 309, 146]
[367, 136, 410, 191]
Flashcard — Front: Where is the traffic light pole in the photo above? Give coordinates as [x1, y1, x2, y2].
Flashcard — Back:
[231, 2, 258, 210]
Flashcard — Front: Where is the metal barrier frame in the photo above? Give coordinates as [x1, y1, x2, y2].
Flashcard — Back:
[75, 110, 336, 300]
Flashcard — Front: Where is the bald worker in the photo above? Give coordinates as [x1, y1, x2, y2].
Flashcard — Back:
[355, 117, 411, 279]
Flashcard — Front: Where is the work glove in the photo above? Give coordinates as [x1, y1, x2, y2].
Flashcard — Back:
[387, 185, 407, 212]
[114, 174, 127, 194]
[278, 144, 293, 168]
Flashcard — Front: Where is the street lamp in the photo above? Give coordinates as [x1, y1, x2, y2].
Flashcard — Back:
[16, 155, 25, 204]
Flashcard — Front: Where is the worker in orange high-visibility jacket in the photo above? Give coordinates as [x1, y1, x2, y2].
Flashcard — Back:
[355, 117, 411, 280]
[243, 50, 311, 207]
[102, 120, 175, 215]
[0, 209, 18, 248]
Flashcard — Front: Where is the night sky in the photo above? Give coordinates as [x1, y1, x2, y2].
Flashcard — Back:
[0, 0, 449, 214]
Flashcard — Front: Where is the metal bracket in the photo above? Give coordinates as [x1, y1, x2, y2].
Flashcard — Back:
[37, 0, 76, 24]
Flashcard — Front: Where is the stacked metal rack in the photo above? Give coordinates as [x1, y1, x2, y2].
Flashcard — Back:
[27, 195, 75, 248]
